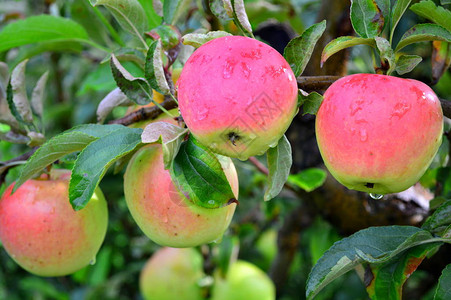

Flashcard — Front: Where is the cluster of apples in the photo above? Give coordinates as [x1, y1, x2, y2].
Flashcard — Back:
[0, 34, 444, 287]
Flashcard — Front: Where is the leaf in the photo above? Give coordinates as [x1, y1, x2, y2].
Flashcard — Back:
[10, 60, 33, 124]
[91, 0, 148, 39]
[163, 0, 186, 24]
[170, 136, 236, 209]
[366, 243, 441, 300]
[110, 54, 152, 105]
[31, 71, 49, 118]
[410, 0, 451, 32]
[283, 21, 326, 77]
[395, 23, 451, 52]
[144, 40, 170, 95]
[96, 88, 133, 123]
[395, 54, 423, 75]
[321, 36, 376, 66]
[288, 168, 327, 192]
[375, 36, 395, 73]
[182, 31, 233, 48]
[422, 200, 451, 237]
[14, 124, 125, 192]
[231, 0, 253, 35]
[441, 0, 451, 4]
[350, 0, 385, 38]
[264, 135, 292, 201]
[137, 0, 163, 29]
[298, 91, 324, 115]
[390, 0, 413, 42]
[435, 264, 451, 300]
[431, 41, 451, 84]
[375, 0, 390, 22]
[306, 226, 441, 300]
[209, 0, 233, 21]
[69, 127, 143, 210]
[0, 15, 89, 53]
[141, 121, 188, 169]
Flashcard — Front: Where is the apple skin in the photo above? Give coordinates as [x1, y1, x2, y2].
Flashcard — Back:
[211, 260, 276, 300]
[123, 143, 238, 248]
[316, 73, 443, 194]
[0, 170, 108, 277]
[177, 36, 298, 160]
[140, 247, 204, 300]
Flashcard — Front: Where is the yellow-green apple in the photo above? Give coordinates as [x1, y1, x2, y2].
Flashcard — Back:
[211, 260, 276, 300]
[316, 74, 443, 194]
[140, 247, 204, 300]
[177, 36, 298, 160]
[123, 143, 239, 248]
[0, 170, 108, 276]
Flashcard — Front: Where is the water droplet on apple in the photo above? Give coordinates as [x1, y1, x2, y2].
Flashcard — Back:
[197, 107, 208, 121]
[208, 200, 216, 206]
[359, 129, 367, 142]
[369, 193, 383, 200]
[248, 133, 257, 140]
[89, 257, 96, 265]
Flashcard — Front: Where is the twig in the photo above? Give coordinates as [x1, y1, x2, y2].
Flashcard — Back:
[297, 75, 340, 93]
[0, 147, 38, 185]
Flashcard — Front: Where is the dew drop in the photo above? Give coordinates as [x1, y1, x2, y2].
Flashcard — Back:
[359, 129, 367, 142]
[369, 193, 383, 200]
[208, 200, 216, 206]
[197, 107, 208, 121]
[89, 257, 96, 265]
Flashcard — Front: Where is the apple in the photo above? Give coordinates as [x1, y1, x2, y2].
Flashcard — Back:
[123, 143, 239, 248]
[211, 260, 276, 300]
[0, 169, 108, 276]
[316, 74, 443, 194]
[140, 247, 204, 300]
[177, 36, 298, 160]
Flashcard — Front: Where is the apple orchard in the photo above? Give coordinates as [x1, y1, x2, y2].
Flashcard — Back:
[0, 0, 451, 299]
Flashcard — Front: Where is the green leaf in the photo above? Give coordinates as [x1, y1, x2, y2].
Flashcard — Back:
[422, 200, 451, 237]
[431, 41, 451, 84]
[375, 0, 391, 22]
[390, 0, 413, 42]
[321, 36, 376, 66]
[441, 0, 451, 4]
[298, 91, 324, 115]
[170, 136, 236, 209]
[395, 54, 423, 75]
[144, 40, 170, 95]
[137, 0, 163, 29]
[283, 20, 326, 77]
[182, 31, 232, 48]
[209, 0, 233, 21]
[96, 88, 132, 123]
[395, 23, 451, 52]
[91, 0, 148, 39]
[306, 226, 441, 300]
[435, 264, 451, 300]
[141, 121, 188, 169]
[264, 135, 292, 201]
[31, 71, 49, 118]
[231, 0, 253, 35]
[367, 243, 442, 300]
[375, 36, 395, 73]
[163, 0, 185, 24]
[69, 127, 143, 210]
[10, 60, 33, 124]
[410, 0, 451, 32]
[110, 54, 152, 105]
[0, 15, 89, 53]
[14, 124, 124, 192]
[350, 0, 385, 38]
[288, 168, 327, 192]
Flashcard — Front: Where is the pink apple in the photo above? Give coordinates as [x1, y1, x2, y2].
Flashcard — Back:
[123, 143, 239, 248]
[316, 73, 443, 194]
[177, 36, 298, 160]
[0, 170, 108, 276]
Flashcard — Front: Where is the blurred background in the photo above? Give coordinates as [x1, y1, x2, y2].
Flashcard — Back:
[1, 0, 451, 299]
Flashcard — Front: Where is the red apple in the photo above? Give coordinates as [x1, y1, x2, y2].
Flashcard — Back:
[316, 74, 443, 194]
[177, 36, 298, 160]
[140, 247, 204, 300]
[123, 143, 239, 248]
[0, 170, 108, 276]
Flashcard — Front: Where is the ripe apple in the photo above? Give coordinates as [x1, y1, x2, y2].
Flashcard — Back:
[0, 169, 108, 276]
[211, 260, 276, 300]
[123, 142, 239, 248]
[177, 36, 298, 160]
[140, 247, 204, 300]
[316, 73, 443, 194]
